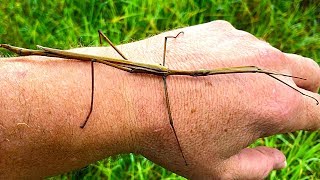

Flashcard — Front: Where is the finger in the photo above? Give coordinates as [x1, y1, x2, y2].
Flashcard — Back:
[289, 89, 320, 131]
[222, 147, 286, 179]
[285, 53, 320, 92]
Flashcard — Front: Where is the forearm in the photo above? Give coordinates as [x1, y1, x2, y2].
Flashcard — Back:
[0, 54, 168, 178]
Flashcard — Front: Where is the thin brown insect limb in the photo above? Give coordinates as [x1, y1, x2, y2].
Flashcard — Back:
[163, 32, 188, 166]
[162, 76, 188, 165]
[80, 60, 96, 128]
[98, 30, 128, 60]
[81, 32, 130, 128]
[162, 31, 184, 65]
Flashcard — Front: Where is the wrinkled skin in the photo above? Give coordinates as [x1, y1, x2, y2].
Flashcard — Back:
[0, 21, 319, 179]
[128, 21, 320, 179]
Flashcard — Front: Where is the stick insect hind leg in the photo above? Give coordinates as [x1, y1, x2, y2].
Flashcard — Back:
[80, 30, 129, 128]
[162, 31, 188, 166]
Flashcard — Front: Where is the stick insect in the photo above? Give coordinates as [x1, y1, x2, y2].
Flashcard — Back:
[0, 31, 318, 166]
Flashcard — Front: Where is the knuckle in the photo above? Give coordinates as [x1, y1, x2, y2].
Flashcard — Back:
[257, 46, 288, 68]
[308, 57, 320, 68]
[235, 29, 258, 40]
[305, 57, 320, 73]
[209, 20, 235, 30]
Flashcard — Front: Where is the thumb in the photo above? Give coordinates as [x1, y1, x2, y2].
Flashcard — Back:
[222, 146, 286, 179]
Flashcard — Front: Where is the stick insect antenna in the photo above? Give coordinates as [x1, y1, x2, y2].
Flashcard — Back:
[80, 30, 129, 128]
[162, 31, 188, 166]
[267, 74, 319, 105]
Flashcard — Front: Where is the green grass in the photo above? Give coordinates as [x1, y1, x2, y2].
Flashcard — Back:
[1, 0, 319, 179]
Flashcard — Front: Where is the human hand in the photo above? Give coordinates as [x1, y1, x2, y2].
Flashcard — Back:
[110, 21, 319, 179]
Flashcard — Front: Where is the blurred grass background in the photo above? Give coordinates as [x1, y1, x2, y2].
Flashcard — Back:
[0, 0, 319, 179]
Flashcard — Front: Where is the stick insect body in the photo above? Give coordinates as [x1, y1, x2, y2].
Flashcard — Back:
[0, 31, 318, 166]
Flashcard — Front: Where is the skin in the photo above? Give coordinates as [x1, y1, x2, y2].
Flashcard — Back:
[0, 21, 319, 179]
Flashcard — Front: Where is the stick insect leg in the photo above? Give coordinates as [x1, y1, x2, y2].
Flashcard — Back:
[162, 31, 188, 166]
[80, 60, 96, 128]
[98, 30, 134, 72]
[98, 30, 128, 60]
[80, 31, 130, 128]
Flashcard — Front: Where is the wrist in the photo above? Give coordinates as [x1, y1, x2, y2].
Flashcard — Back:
[71, 46, 173, 154]
[116, 42, 195, 166]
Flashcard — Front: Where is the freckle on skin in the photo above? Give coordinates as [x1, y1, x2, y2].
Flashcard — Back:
[205, 81, 212, 86]
[191, 108, 196, 113]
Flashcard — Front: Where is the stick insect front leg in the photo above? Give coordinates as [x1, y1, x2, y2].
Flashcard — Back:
[162, 31, 188, 166]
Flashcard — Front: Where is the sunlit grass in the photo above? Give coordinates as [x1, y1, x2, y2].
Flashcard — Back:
[1, 0, 319, 179]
